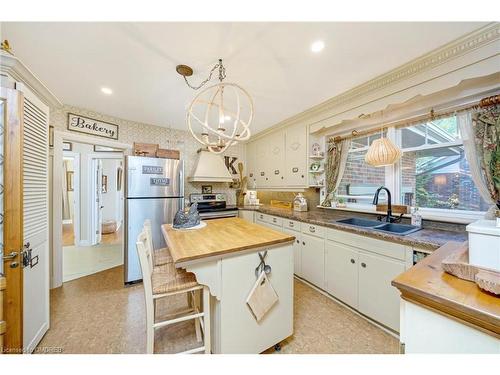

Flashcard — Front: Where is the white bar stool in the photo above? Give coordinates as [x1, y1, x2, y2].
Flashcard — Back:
[136, 224, 211, 354]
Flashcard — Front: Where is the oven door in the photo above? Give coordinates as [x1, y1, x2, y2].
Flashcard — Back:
[199, 210, 239, 220]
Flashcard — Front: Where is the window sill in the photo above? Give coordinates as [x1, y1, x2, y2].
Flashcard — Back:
[317, 204, 485, 225]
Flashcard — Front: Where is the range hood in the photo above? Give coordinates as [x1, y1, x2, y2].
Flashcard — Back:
[188, 149, 233, 183]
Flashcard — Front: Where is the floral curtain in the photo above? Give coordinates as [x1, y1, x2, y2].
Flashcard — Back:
[321, 138, 351, 207]
[458, 104, 500, 218]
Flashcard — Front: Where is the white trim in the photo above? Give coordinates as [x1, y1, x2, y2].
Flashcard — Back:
[62, 151, 81, 246]
[52, 130, 131, 288]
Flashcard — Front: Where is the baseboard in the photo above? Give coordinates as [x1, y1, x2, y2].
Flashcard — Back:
[24, 321, 49, 354]
[293, 275, 400, 340]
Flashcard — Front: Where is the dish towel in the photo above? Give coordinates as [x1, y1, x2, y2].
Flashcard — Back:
[246, 271, 279, 322]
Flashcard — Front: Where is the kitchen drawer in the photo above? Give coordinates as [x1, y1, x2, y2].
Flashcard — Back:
[301, 222, 325, 238]
[255, 213, 282, 227]
[327, 228, 406, 261]
[283, 219, 301, 232]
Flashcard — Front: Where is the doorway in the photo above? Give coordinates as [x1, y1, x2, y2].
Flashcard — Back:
[58, 141, 125, 282]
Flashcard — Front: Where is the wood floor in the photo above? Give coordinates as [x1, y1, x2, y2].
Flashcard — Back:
[63, 223, 123, 247]
[37, 266, 399, 354]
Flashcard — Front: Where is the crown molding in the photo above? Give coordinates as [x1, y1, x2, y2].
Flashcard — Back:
[250, 22, 500, 141]
[0, 50, 62, 108]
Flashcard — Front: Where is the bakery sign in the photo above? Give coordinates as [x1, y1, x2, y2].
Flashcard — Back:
[67, 113, 119, 140]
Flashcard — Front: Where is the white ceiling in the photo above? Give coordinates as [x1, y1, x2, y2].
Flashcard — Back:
[0, 22, 486, 134]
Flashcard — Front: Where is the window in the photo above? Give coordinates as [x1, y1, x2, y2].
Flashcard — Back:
[338, 132, 387, 205]
[335, 114, 488, 218]
[398, 116, 489, 212]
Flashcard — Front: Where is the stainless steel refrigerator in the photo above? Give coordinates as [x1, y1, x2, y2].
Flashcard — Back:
[124, 156, 184, 284]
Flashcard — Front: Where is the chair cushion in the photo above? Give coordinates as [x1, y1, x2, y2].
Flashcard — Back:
[152, 263, 198, 295]
[153, 248, 173, 266]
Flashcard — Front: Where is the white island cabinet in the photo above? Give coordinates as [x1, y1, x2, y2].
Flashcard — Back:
[162, 217, 295, 354]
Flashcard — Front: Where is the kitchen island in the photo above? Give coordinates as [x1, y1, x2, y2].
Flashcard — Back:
[161, 217, 295, 354]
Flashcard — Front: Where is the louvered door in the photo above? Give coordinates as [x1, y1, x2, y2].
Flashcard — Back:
[20, 86, 50, 353]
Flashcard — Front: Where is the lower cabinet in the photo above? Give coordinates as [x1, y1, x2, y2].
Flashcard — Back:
[325, 241, 359, 309]
[357, 251, 405, 332]
[300, 233, 325, 289]
[283, 228, 302, 278]
[238, 210, 255, 223]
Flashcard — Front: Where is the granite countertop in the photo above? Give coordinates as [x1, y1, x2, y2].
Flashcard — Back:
[239, 205, 467, 250]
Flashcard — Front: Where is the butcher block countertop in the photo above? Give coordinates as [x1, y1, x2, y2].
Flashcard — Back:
[162, 217, 295, 264]
[392, 241, 500, 338]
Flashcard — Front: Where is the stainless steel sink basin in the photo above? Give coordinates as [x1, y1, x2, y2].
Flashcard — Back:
[335, 217, 381, 227]
[336, 217, 421, 236]
[373, 223, 421, 235]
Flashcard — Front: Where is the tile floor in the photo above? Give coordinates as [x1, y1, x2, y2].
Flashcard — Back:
[37, 266, 399, 354]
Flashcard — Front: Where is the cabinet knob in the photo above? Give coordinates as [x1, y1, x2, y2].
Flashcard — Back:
[289, 222, 294, 227]
[309, 226, 315, 233]
[302, 241, 305, 246]
[296, 240, 299, 244]
[350, 259, 355, 264]
[273, 218, 277, 223]
[281, 176, 284, 179]
[292, 167, 299, 173]
[361, 262, 366, 268]
[301, 175, 304, 178]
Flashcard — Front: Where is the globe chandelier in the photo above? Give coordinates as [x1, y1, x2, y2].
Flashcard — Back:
[176, 59, 254, 154]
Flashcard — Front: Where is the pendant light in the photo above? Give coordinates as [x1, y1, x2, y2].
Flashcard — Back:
[365, 112, 401, 167]
[177, 59, 253, 154]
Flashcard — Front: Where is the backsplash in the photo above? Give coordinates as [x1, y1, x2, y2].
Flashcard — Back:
[50, 105, 245, 205]
[256, 188, 321, 207]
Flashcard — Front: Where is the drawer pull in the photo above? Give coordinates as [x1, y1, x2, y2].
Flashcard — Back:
[361, 262, 367, 268]
[273, 218, 277, 223]
[249, 173, 253, 177]
[260, 215, 264, 219]
[292, 167, 299, 173]
[289, 222, 294, 227]
[296, 240, 299, 244]
[260, 172, 265, 176]
[309, 226, 315, 233]
[302, 241, 305, 246]
[350, 258, 355, 264]
[274, 170, 280, 175]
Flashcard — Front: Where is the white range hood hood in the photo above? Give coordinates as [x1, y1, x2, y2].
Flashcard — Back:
[188, 149, 233, 183]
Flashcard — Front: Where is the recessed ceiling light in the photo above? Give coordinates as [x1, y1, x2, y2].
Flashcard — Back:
[311, 40, 325, 53]
[101, 87, 113, 95]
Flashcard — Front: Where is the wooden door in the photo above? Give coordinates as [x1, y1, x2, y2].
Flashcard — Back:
[300, 233, 325, 289]
[325, 240, 359, 309]
[1, 87, 24, 353]
[358, 251, 405, 332]
[285, 123, 307, 187]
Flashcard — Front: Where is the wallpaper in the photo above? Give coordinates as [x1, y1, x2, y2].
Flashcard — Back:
[50, 104, 245, 205]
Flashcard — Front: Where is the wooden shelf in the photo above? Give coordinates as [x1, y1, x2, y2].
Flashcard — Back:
[308, 169, 324, 174]
[309, 184, 325, 188]
[309, 155, 325, 159]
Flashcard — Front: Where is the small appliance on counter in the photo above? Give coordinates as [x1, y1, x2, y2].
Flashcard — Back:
[293, 193, 308, 212]
[466, 219, 500, 272]
[244, 190, 259, 206]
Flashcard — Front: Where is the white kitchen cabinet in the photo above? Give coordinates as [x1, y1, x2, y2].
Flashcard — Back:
[285, 123, 308, 186]
[357, 250, 405, 331]
[283, 227, 302, 277]
[246, 141, 257, 189]
[300, 233, 325, 289]
[255, 137, 269, 188]
[325, 241, 359, 309]
[238, 210, 255, 223]
[267, 131, 285, 187]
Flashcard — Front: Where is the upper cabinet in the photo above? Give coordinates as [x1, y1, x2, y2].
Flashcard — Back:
[246, 122, 308, 189]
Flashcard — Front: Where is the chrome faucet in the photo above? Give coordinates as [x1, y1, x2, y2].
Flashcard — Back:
[372, 186, 396, 223]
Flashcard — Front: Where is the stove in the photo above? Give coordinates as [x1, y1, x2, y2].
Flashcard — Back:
[189, 193, 239, 219]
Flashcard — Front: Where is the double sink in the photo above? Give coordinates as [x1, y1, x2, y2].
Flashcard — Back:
[335, 217, 421, 236]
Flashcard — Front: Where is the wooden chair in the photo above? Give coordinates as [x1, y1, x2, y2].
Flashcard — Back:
[136, 227, 211, 354]
[144, 219, 173, 266]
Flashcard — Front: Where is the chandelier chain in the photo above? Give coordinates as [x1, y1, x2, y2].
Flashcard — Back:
[183, 59, 226, 90]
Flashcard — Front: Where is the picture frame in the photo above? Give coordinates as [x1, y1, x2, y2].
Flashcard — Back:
[67, 113, 119, 140]
[102, 175, 108, 193]
[116, 166, 123, 191]
[201, 185, 212, 194]
[63, 141, 72, 151]
[66, 171, 74, 192]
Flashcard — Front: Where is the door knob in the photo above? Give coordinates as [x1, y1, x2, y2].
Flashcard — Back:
[2, 251, 18, 261]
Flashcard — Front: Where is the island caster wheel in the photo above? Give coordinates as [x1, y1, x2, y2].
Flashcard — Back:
[274, 343, 281, 352]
